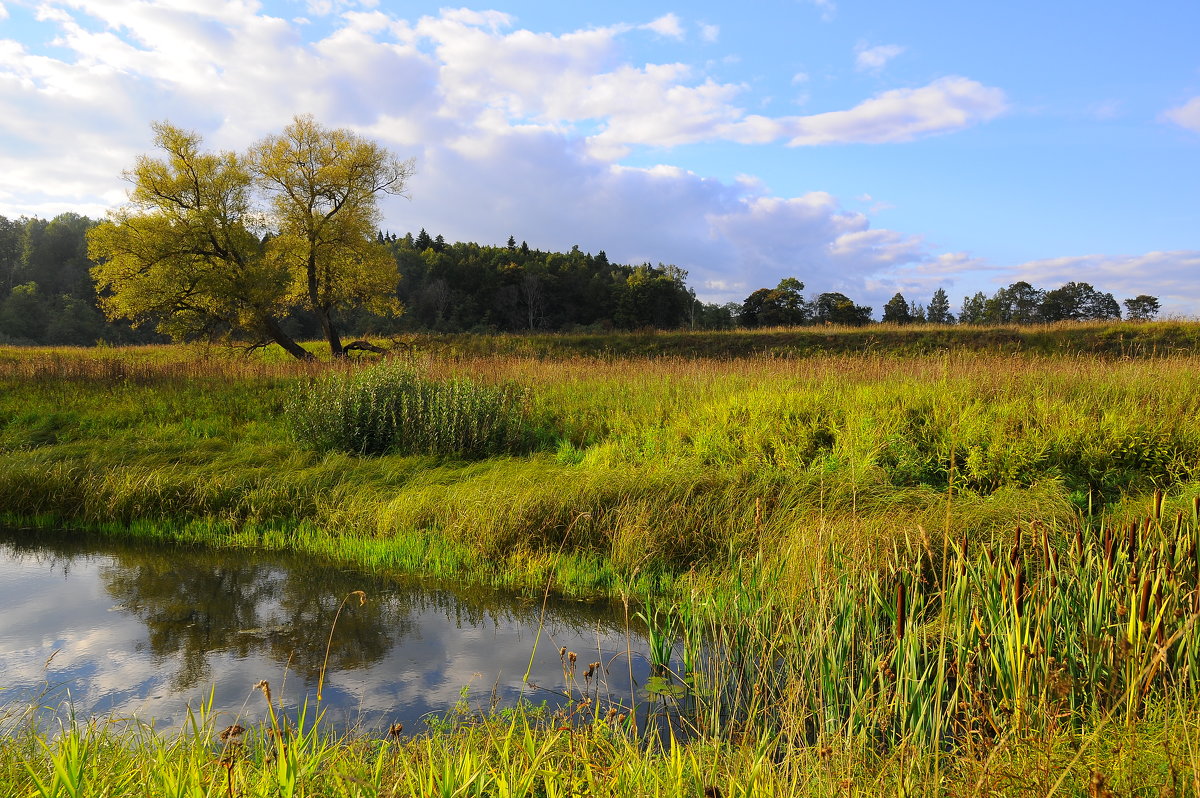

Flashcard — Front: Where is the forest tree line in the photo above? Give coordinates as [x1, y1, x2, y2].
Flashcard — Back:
[0, 213, 1162, 346]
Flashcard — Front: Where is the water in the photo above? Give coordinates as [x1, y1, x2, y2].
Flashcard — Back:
[0, 528, 654, 733]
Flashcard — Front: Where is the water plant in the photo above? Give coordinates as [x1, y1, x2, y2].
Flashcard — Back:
[285, 360, 539, 459]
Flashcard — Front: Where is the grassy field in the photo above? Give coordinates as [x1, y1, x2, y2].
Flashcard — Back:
[4, 323, 1200, 794]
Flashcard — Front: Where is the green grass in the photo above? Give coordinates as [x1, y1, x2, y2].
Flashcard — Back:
[2, 683, 1199, 796]
[5, 338, 1200, 591]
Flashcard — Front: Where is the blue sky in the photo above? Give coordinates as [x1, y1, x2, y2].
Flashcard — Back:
[1, 0, 1198, 315]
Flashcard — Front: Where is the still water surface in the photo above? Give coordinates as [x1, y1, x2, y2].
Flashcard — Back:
[0, 528, 653, 732]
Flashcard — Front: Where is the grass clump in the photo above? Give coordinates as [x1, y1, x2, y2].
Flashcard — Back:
[286, 360, 540, 459]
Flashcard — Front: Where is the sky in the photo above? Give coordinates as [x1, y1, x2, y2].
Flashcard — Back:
[1, 0, 1198, 315]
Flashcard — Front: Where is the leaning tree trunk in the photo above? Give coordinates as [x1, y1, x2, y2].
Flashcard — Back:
[261, 315, 314, 360]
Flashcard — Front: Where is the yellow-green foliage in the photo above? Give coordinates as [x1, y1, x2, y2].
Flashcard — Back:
[3, 345, 1200, 588]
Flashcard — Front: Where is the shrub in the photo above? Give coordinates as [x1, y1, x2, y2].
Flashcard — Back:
[287, 362, 537, 458]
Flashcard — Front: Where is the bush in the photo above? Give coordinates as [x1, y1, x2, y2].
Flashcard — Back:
[287, 362, 537, 458]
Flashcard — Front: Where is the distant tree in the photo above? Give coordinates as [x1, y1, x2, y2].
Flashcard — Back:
[907, 300, 926, 323]
[614, 264, 691, 329]
[739, 278, 806, 327]
[982, 281, 1044, 324]
[693, 301, 737, 329]
[1123, 294, 1160, 321]
[22, 213, 96, 297]
[1007, 281, 1045, 323]
[1040, 281, 1120, 322]
[0, 215, 22, 295]
[811, 292, 872, 326]
[959, 292, 986, 324]
[506, 235, 516, 249]
[739, 288, 771, 328]
[0, 282, 47, 342]
[45, 294, 106, 345]
[414, 229, 433, 251]
[926, 288, 955, 324]
[881, 292, 913, 324]
[519, 271, 544, 330]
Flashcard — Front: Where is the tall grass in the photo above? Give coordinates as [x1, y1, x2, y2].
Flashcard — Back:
[628, 499, 1200, 761]
[285, 361, 540, 458]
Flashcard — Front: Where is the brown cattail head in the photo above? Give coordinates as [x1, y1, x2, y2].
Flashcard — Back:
[1013, 563, 1025, 617]
[1138, 575, 1152, 626]
[895, 580, 908, 641]
[1153, 490, 1164, 521]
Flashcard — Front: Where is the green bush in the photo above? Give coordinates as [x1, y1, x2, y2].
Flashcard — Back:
[287, 362, 538, 458]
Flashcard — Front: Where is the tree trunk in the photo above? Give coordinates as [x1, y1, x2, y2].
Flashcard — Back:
[261, 315, 314, 360]
[316, 306, 344, 358]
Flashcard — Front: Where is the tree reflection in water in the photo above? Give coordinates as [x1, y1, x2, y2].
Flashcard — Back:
[2, 529, 642, 709]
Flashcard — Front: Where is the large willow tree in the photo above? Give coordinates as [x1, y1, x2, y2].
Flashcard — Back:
[88, 117, 414, 359]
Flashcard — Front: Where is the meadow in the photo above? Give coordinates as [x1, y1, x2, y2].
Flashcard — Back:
[3, 322, 1200, 794]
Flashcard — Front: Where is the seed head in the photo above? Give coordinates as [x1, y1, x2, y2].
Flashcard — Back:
[218, 724, 245, 742]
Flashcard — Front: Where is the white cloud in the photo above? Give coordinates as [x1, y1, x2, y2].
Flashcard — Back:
[1163, 96, 1200, 133]
[854, 42, 905, 73]
[642, 13, 684, 39]
[0, 3, 1014, 314]
[306, 0, 380, 15]
[698, 22, 720, 43]
[779, 77, 1007, 146]
[0, 3, 8, 20]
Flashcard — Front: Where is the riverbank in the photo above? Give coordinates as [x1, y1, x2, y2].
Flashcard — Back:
[6, 336, 1200, 597]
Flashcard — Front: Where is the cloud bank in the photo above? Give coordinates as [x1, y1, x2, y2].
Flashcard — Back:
[0, 2, 1187, 312]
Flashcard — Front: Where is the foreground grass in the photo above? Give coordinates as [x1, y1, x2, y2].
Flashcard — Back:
[3, 701, 1199, 797]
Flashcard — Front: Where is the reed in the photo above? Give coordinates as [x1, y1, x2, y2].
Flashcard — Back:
[634, 506, 1200, 757]
[286, 360, 540, 458]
